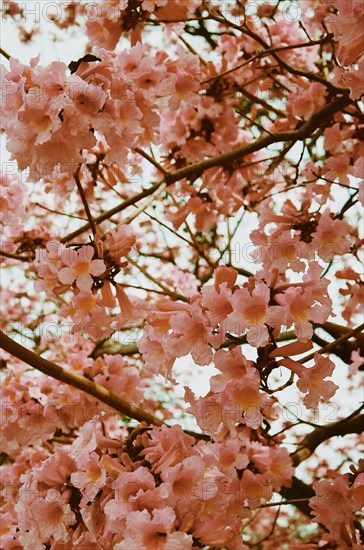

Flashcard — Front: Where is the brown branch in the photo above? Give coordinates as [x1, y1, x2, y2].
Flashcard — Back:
[202, 38, 333, 84]
[164, 95, 350, 183]
[279, 477, 315, 517]
[61, 181, 163, 243]
[291, 409, 364, 466]
[133, 147, 169, 175]
[61, 96, 350, 244]
[90, 341, 139, 359]
[211, 14, 342, 92]
[300, 322, 364, 364]
[74, 167, 97, 237]
[0, 329, 162, 426]
[0, 250, 34, 262]
[0, 330, 212, 442]
[0, 47, 11, 60]
[315, 322, 364, 366]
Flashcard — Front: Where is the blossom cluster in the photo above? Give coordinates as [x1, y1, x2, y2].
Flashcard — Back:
[140, 263, 333, 376]
[1, 417, 296, 550]
[1, 43, 202, 180]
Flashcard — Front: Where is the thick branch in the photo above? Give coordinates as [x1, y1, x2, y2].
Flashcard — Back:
[90, 341, 139, 359]
[0, 47, 10, 60]
[281, 412, 364, 516]
[62, 96, 350, 243]
[164, 95, 350, 182]
[291, 411, 364, 466]
[0, 330, 162, 426]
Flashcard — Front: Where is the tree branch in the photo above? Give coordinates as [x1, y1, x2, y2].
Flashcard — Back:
[61, 96, 350, 244]
[0, 47, 11, 60]
[0, 329, 162, 426]
[61, 181, 164, 244]
[74, 167, 97, 237]
[291, 410, 364, 466]
[315, 322, 364, 366]
[300, 322, 364, 364]
[279, 477, 315, 517]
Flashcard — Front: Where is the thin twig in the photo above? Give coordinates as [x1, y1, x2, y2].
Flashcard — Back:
[73, 167, 97, 236]
[0, 250, 35, 262]
[133, 147, 169, 176]
[127, 255, 188, 302]
[35, 202, 88, 221]
[122, 183, 167, 225]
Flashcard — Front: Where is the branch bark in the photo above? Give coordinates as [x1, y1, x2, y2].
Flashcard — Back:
[291, 411, 364, 466]
[61, 95, 351, 244]
[0, 330, 162, 426]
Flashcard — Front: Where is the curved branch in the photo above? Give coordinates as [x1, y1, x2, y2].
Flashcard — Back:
[90, 341, 139, 359]
[315, 322, 364, 366]
[0, 47, 11, 60]
[300, 322, 364, 364]
[0, 330, 162, 426]
[61, 96, 350, 244]
[61, 181, 164, 244]
[279, 477, 315, 517]
[291, 410, 364, 466]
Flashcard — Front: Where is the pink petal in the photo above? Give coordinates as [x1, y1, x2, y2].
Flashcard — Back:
[90, 259, 106, 276]
[58, 267, 75, 285]
[77, 274, 93, 291]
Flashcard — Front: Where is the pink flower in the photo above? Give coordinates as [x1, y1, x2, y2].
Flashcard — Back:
[37, 447, 76, 486]
[58, 245, 105, 291]
[15, 487, 76, 548]
[229, 373, 265, 429]
[289, 83, 326, 120]
[140, 425, 195, 474]
[323, 153, 351, 186]
[201, 266, 237, 326]
[71, 452, 106, 503]
[71, 290, 98, 314]
[0, 173, 27, 225]
[103, 225, 136, 264]
[211, 347, 253, 392]
[35, 240, 66, 294]
[342, 58, 364, 100]
[309, 475, 359, 540]
[349, 349, 364, 375]
[240, 469, 272, 509]
[115, 508, 193, 550]
[142, 0, 168, 13]
[161, 455, 205, 507]
[252, 446, 294, 490]
[296, 354, 338, 409]
[94, 354, 145, 402]
[327, 0, 364, 66]
[226, 282, 271, 347]
[71, 418, 100, 468]
[312, 209, 352, 261]
[269, 285, 331, 342]
[141, 297, 213, 378]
